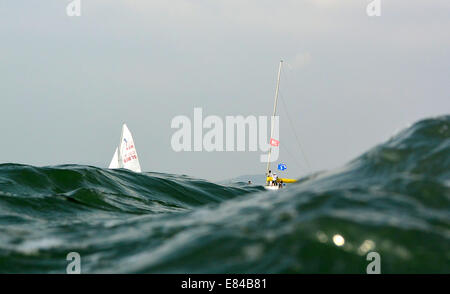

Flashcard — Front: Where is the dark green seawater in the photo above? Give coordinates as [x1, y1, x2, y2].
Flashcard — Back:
[0, 116, 449, 273]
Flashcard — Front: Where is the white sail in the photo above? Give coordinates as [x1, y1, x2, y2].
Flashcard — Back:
[118, 124, 142, 173]
[108, 147, 120, 169]
[108, 124, 142, 173]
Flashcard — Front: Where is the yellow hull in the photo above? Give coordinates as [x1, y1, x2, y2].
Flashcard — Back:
[266, 177, 297, 183]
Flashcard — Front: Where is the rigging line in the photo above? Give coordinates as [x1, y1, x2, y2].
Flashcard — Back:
[278, 89, 312, 174]
[278, 65, 312, 173]
[281, 62, 293, 87]
[281, 63, 289, 84]
[280, 60, 297, 92]
[279, 142, 305, 173]
[275, 60, 312, 174]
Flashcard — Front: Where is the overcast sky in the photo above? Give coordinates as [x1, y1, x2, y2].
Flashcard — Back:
[0, 1, 449, 181]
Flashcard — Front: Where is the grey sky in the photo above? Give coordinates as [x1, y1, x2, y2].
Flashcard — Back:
[0, 1, 449, 181]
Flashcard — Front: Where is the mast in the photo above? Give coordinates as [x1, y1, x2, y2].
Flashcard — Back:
[266, 60, 283, 178]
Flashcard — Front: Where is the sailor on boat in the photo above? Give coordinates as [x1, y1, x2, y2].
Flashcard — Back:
[267, 170, 273, 185]
[272, 173, 278, 186]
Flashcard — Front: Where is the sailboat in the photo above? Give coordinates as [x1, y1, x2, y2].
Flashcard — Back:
[264, 60, 297, 190]
[108, 124, 142, 173]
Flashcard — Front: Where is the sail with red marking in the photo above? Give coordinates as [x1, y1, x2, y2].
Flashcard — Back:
[108, 124, 142, 173]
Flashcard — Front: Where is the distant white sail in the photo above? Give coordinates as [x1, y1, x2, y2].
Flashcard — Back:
[108, 124, 142, 173]
[119, 124, 142, 173]
[108, 147, 119, 169]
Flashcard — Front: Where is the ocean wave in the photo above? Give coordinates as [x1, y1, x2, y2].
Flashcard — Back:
[0, 115, 448, 273]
